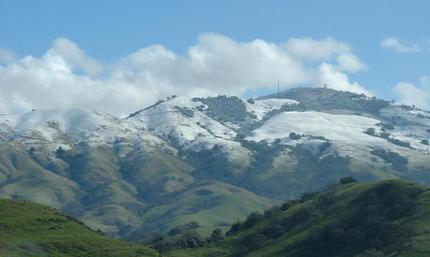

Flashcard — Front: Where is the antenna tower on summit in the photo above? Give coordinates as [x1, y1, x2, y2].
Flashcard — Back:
[277, 80, 280, 98]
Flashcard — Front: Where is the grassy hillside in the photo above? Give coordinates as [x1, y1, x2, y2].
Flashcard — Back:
[166, 179, 430, 257]
[0, 199, 159, 257]
[0, 142, 274, 241]
[0, 143, 82, 209]
[129, 181, 273, 240]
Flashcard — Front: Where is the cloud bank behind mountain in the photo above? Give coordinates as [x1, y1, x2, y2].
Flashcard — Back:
[0, 33, 369, 116]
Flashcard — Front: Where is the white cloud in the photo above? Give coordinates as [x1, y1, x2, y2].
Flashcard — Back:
[316, 63, 370, 95]
[336, 53, 367, 73]
[381, 37, 424, 53]
[393, 76, 430, 109]
[48, 38, 103, 76]
[0, 48, 17, 64]
[0, 34, 369, 116]
[284, 37, 349, 61]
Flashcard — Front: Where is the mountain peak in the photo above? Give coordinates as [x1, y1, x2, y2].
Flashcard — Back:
[258, 86, 390, 115]
[261, 86, 364, 98]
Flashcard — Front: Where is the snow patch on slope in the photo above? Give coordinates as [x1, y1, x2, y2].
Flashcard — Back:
[1, 109, 125, 143]
[246, 111, 394, 161]
[381, 105, 430, 127]
[247, 111, 379, 142]
[128, 96, 251, 165]
[246, 98, 298, 120]
[129, 97, 237, 143]
[0, 109, 174, 156]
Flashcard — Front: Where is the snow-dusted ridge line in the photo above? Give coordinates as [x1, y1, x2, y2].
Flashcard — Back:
[0, 108, 176, 156]
[126, 96, 253, 165]
[0, 88, 429, 169]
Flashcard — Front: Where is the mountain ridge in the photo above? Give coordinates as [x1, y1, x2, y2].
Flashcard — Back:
[0, 86, 429, 241]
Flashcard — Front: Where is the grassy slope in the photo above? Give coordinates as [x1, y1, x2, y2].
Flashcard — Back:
[141, 181, 273, 236]
[0, 143, 82, 209]
[167, 180, 430, 257]
[0, 199, 159, 257]
[0, 142, 274, 240]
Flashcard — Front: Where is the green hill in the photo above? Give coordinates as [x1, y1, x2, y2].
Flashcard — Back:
[0, 199, 159, 257]
[166, 179, 430, 257]
[0, 142, 274, 240]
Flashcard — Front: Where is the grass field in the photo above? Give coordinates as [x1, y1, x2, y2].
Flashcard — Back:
[0, 199, 159, 257]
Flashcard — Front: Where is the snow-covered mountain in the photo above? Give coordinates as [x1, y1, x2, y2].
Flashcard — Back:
[0, 87, 429, 240]
[2, 88, 428, 170]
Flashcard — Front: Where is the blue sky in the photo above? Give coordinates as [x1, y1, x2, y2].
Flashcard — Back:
[0, 0, 429, 114]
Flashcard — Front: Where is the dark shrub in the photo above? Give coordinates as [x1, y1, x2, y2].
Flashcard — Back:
[193, 95, 248, 122]
[380, 132, 390, 139]
[55, 147, 67, 159]
[339, 176, 357, 184]
[370, 149, 408, 171]
[167, 227, 183, 236]
[280, 200, 299, 211]
[389, 138, 411, 148]
[174, 106, 194, 118]
[300, 192, 319, 202]
[319, 142, 333, 152]
[243, 212, 264, 229]
[365, 128, 375, 135]
[381, 123, 394, 130]
[28, 146, 36, 156]
[247, 98, 255, 104]
[263, 206, 282, 218]
[210, 228, 224, 242]
[226, 221, 243, 236]
[289, 132, 302, 140]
